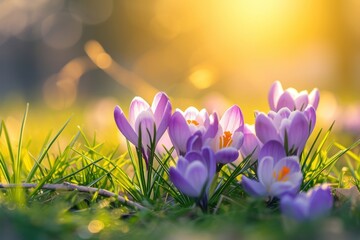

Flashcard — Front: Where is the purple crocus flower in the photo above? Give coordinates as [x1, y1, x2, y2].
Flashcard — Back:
[280, 184, 333, 221]
[169, 147, 216, 199]
[269, 81, 320, 112]
[168, 107, 218, 156]
[241, 141, 303, 199]
[255, 106, 316, 155]
[114, 92, 172, 160]
[240, 124, 263, 162]
[202, 105, 244, 164]
[187, 131, 239, 168]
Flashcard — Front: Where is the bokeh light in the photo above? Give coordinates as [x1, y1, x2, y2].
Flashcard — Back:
[0, 0, 359, 141]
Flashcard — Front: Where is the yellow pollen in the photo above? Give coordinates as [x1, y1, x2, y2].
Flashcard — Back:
[187, 119, 199, 126]
[274, 166, 291, 182]
[219, 131, 233, 148]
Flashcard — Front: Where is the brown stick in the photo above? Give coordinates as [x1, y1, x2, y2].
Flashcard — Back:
[0, 182, 147, 211]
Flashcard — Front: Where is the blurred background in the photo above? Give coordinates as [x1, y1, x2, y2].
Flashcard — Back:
[0, 0, 359, 146]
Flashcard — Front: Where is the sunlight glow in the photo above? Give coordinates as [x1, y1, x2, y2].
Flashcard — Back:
[189, 68, 215, 89]
[88, 220, 104, 234]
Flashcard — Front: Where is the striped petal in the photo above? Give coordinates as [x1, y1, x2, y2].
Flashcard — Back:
[169, 111, 191, 156]
[151, 92, 172, 142]
[277, 91, 296, 111]
[220, 105, 244, 133]
[114, 106, 138, 146]
[241, 176, 267, 197]
[255, 113, 280, 143]
[268, 81, 283, 111]
[309, 88, 320, 110]
[129, 97, 150, 128]
[214, 147, 239, 164]
[170, 167, 199, 197]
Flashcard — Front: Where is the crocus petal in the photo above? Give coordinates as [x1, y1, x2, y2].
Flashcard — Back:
[151, 92, 169, 123]
[184, 107, 201, 121]
[215, 147, 239, 164]
[241, 176, 267, 197]
[134, 110, 156, 150]
[308, 185, 333, 218]
[258, 156, 274, 189]
[220, 105, 244, 133]
[304, 106, 316, 134]
[185, 161, 209, 197]
[273, 156, 301, 174]
[255, 113, 280, 143]
[286, 88, 299, 98]
[309, 88, 320, 110]
[152, 92, 172, 143]
[201, 147, 216, 182]
[129, 97, 150, 127]
[176, 157, 189, 174]
[186, 131, 203, 152]
[281, 194, 308, 221]
[276, 91, 296, 111]
[169, 111, 191, 155]
[114, 106, 138, 146]
[184, 151, 203, 163]
[287, 172, 303, 186]
[240, 125, 262, 160]
[295, 91, 309, 110]
[272, 108, 291, 130]
[231, 131, 244, 149]
[268, 81, 283, 111]
[169, 167, 199, 197]
[286, 112, 309, 153]
[199, 108, 209, 126]
[258, 140, 286, 164]
[270, 181, 298, 197]
[203, 113, 219, 140]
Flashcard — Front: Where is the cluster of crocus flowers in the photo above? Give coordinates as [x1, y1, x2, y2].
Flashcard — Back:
[240, 81, 332, 220]
[255, 106, 316, 155]
[114, 92, 245, 208]
[114, 81, 333, 218]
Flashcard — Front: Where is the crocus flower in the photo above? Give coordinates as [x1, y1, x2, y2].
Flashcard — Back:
[240, 124, 263, 162]
[269, 81, 320, 111]
[114, 92, 172, 161]
[190, 105, 243, 165]
[255, 106, 316, 155]
[280, 184, 333, 221]
[217, 105, 244, 150]
[187, 131, 239, 167]
[169, 147, 216, 200]
[241, 141, 303, 199]
[169, 107, 218, 156]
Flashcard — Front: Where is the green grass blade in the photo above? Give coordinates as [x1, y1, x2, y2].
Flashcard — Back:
[1, 120, 15, 167]
[15, 103, 29, 183]
[302, 139, 360, 190]
[210, 156, 252, 203]
[26, 117, 71, 182]
[0, 152, 11, 183]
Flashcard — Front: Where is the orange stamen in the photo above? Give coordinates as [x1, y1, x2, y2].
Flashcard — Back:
[219, 131, 233, 148]
[187, 119, 199, 126]
[276, 166, 291, 181]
